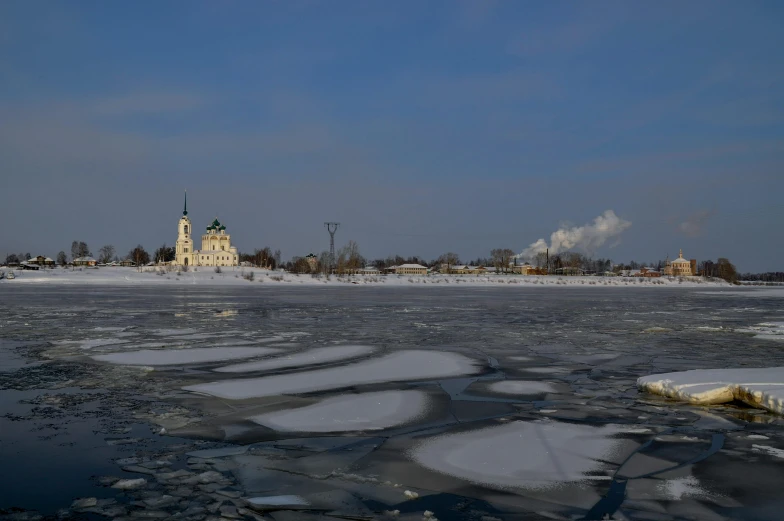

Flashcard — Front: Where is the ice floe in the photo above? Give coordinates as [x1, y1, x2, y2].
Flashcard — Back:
[184, 350, 481, 399]
[411, 420, 626, 490]
[488, 380, 558, 395]
[246, 495, 310, 508]
[215, 345, 375, 373]
[751, 444, 784, 459]
[92, 346, 280, 366]
[55, 338, 130, 350]
[250, 390, 428, 432]
[638, 367, 784, 414]
[737, 322, 784, 341]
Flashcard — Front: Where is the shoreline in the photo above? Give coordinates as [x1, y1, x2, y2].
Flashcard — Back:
[1, 266, 735, 288]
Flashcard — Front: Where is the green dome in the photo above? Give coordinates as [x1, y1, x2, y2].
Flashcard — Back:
[212, 218, 221, 227]
[219, 225, 226, 231]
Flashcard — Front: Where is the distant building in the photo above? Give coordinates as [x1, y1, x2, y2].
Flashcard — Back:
[356, 266, 381, 275]
[664, 249, 696, 276]
[388, 264, 428, 275]
[636, 267, 661, 278]
[510, 263, 538, 275]
[27, 256, 55, 267]
[120, 259, 136, 267]
[174, 192, 239, 267]
[305, 253, 318, 272]
[73, 256, 97, 267]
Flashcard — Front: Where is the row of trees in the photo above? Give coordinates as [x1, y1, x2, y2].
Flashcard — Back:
[739, 272, 784, 283]
[239, 247, 281, 270]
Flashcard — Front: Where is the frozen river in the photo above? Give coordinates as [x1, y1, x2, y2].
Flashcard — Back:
[1, 285, 784, 520]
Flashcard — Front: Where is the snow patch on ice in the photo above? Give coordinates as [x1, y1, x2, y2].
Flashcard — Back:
[638, 367, 784, 414]
[488, 380, 558, 395]
[737, 322, 784, 341]
[184, 350, 481, 399]
[55, 338, 130, 350]
[251, 390, 428, 432]
[656, 476, 711, 500]
[92, 346, 280, 366]
[751, 444, 784, 459]
[215, 345, 375, 373]
[247, 495, 310, 507]
[411, 420, 625, 490]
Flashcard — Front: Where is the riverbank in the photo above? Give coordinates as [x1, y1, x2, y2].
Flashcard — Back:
[1, 266, 732, 288]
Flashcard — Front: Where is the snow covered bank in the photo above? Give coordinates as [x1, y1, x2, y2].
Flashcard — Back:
[0, 265, 733, 288]
[638, 367, 784, 414]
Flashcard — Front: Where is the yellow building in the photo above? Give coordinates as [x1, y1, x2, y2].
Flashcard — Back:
[664, 249, 695, 276]
[175, 192, 239, 267]
[390, 264, 428, 275]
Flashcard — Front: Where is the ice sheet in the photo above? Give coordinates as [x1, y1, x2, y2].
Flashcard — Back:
[638, 367, 784, 414]
[737, 322, 784, 341]
[54, 338, 130, 350]
[411, 420, 625, 490]
[92, 346, 280, 366]
[488, 380, 558, 395]
[184, 350, 481, 399]
[216, 345, 375, 373]
[250, 390, 428, 432]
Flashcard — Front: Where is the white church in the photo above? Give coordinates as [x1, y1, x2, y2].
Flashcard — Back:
[175, 192, 239, 267]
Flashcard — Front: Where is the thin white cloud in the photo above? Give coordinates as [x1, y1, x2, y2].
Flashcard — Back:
[91, 91, 206, 115]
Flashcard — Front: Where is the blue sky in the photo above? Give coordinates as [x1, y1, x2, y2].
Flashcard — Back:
[1, 1, 782, 271]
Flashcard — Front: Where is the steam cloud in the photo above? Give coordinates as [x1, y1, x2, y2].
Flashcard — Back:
[678, 209, 715, 237]
[518, 210, 632, 259]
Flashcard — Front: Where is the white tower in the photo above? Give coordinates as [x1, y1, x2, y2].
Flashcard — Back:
[175, 191, 194, 266]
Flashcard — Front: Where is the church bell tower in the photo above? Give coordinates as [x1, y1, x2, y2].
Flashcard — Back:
[175, 191, 194, 266]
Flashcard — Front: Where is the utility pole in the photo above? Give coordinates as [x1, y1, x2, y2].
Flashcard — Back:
[324, 222, 340, 272]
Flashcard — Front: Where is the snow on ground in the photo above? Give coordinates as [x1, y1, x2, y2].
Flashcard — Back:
[411, 420, 625, 490]
[250, 390, 428, 432]
[92, 346, 281, 366]
[215, 345, 375, 373]
[0, 266, 732, 288]
[638, 367, 784, 414]
[184, 350, 481, 399]
[488, 380, 559, 395]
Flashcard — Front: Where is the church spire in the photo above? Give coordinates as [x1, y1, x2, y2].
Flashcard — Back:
[183, 190, 188, 216]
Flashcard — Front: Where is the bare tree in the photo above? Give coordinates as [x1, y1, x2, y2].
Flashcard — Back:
[5, 253, 19, 265]
[56, 251, 67, 266]
[345, 240, 363, 274]
[71, 241, 91, 261]
[490, 249, 516, 273]
[438, 252, 460, 274]
[99, 245, 116, 264]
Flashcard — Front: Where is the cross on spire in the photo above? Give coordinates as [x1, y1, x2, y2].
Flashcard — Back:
[183, 190, 188, 216]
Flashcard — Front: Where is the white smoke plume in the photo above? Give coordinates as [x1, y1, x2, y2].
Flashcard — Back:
[517, 210, 632, 259]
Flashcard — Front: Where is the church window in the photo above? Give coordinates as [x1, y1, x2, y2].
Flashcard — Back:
[184, 225, 189, 234]
[185, 248, 188, 253]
